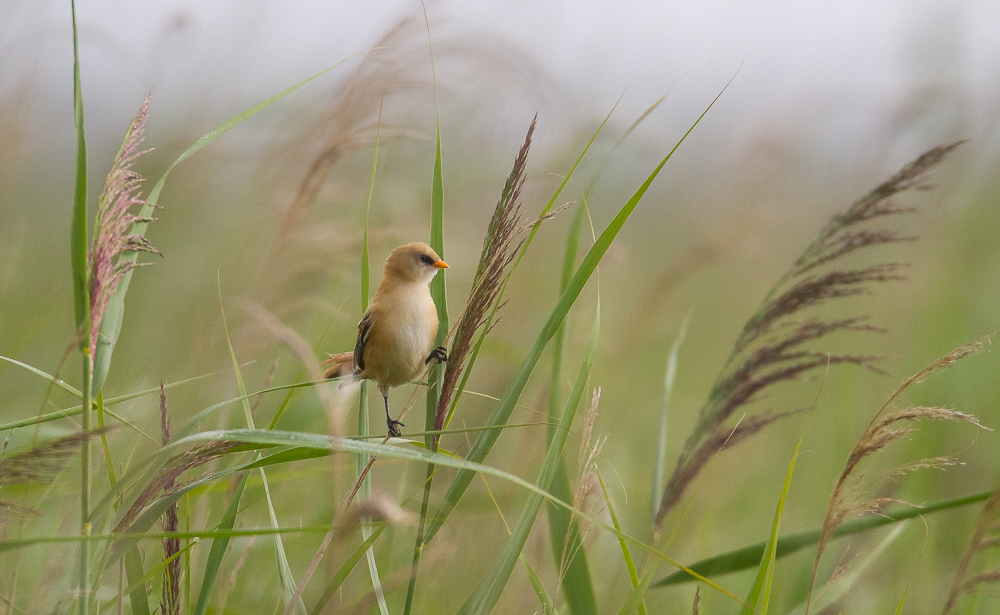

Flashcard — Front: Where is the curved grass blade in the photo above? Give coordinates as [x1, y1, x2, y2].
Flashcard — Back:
[456, 302, 599, 615]
[739, 433, 803, 615]
[655, 490, 993, 586]
[652, 315, 689, 522]
[309, 527, 385, 615]
[784, 523, 906, 615]
[218, 284, 304, 615]
[69, 0, 88, 337]
[69, 3, 93, 612]
[357, 102, 389, 615]
[545, 202, 597, 615]
[0, 526, 339, 553]
[124, 547, 151, 615]
[91, 380, 321, 532]
[614, 566, 662, 615]
[99, 426, 737, 601]
[193, 471, 249, 615]
[523, 555, 557, 615]
[0, 364, 238, 432]
[598, 470, 646, 615]
[101, 538, 195, 614]
[90, 52, 363, 395]
[0, 355, 83, 400]
[405, 9, 448, 614]
[426, 85, 728, 546]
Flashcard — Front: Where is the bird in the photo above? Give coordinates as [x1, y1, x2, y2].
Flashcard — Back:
[323, 242, 449, 437]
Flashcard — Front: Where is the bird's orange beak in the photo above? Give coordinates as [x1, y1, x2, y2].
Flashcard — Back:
[434, 260, 449, 269]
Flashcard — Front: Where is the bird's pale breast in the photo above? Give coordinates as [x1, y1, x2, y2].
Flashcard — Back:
[363, 285, 439, 390]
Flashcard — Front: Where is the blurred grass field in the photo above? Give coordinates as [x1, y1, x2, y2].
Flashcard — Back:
[2, 7, 1000, 615]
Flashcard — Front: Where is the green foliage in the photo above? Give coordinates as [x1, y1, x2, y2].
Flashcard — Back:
[2, 9, 996, 615]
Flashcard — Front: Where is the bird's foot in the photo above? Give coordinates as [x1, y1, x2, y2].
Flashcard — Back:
[425, 346, 448, 365]
[386, 417, 405, 438]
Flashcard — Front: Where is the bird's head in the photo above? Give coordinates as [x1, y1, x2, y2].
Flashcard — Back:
[383, 242, 449, 286]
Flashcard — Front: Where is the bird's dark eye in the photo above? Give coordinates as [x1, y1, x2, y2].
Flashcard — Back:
[418, 254, 435, 265]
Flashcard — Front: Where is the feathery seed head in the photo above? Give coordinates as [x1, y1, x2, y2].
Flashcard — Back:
[88, 92, 160, 356]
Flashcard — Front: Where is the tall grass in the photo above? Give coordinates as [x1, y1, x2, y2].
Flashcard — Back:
[1, 8, 997, 615]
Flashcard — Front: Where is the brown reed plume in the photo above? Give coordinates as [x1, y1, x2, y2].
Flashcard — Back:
[943, 478, 1000, 614]
[159, 383, 181, 615]
[115, 438, 240, 534]
[0, 428, 112, 523]
[432, 115, 535, 436]
[87, 92, 160, 356]
[806, 336, 988, 614]
[0, 429, 113, 486]
[655, 142, 963, 527]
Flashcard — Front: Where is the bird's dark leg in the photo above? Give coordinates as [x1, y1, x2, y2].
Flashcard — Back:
[425, 346, 448, 365]
[384, 394, 404, 437]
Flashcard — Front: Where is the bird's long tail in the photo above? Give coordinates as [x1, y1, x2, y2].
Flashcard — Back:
[321, 351, 355, 380]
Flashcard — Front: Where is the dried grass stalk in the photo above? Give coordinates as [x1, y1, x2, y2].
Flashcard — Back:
[807, 336, 989, 614]
[655, 142, 963, 526]
[115, 439, 240, 533]
[943, 482, 1000, 613]
[0, 429, 112, 485]
[557, 388, 604, 587]
[159, 383, 181, 615]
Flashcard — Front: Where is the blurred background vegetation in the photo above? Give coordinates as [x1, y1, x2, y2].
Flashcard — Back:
[1, 1, 998, 613]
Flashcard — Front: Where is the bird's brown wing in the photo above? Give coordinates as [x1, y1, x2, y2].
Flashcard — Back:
[354, 308, 374, 372]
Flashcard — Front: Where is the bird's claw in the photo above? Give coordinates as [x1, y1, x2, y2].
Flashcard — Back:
[386, 417, 405, 438]
[425, 346, 448, 365]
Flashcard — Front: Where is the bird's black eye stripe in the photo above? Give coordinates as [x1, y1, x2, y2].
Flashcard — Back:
[418, 254, 435, 265]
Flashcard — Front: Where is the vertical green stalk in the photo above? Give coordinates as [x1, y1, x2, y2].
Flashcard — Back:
[650, 315, 689, 523]
[405, 9, 448, 614]
[358, 101, 388, 615]
[69, 1, 91, 612]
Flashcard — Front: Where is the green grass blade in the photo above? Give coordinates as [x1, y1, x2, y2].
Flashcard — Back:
[655, 490, 993, 586]
[784, 523, 906, 615]
[218, 285, 304, 615]
[405, 11, 448, 614]
[69, 4, 92, 612]
[598, 470, 646, 615]
[521, 555, 557, 615]
[69, 0, 87, 336]
[518, 100, 619, 267]
[549, 203, 585, 428]
[0, 354, 83, 399]
[425, 5, 448, 441]
[91, 381, 321, 532]
[456, 302, 598, 615]
[545, 200, 597, 615]
[90, 53, 360, 394]
[739, 433, 803, 615]
[309, 527, 385, 615]
[426, 88, 725, 546]
[0, 364, 239, 432]
[546, 460, 597, 615]
[99, 425, 737, 602]
[193, 471, 250, 615]
[358, 105, 389, 615]
[101, 538, 195, 614]
[124, 546, 151, 615]
[95, 392, 117, 489]
[652, 314, 689, 522]
[614, 566, 660, 615]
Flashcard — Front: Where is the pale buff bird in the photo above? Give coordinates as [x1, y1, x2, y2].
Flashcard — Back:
[323, 242, 449, 436]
